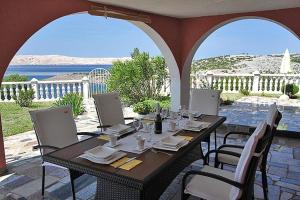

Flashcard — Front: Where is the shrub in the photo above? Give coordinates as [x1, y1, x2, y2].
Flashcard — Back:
[281, 83, 299, 98]
[239, 89, 250, 96]
[4, 74, 28, 82]
[107, 48, 168, 104]
[13, 88, 34, 107]
[133, 98, 171, 114]
[54, 93, 84, 116]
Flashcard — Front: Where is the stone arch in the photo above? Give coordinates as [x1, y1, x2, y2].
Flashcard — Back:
[180, 16, 300, 106]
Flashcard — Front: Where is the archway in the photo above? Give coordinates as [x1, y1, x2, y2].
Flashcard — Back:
[180, 17, 300, 106]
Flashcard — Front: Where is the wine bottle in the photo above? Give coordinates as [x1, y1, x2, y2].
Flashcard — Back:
[155, 103, 162, 134]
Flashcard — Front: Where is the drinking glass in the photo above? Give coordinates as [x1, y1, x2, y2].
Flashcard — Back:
[146, 122, 154, 142]
[133, 118, 141, 138]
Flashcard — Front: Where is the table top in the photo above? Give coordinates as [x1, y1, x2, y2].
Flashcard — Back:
[44, 115, 226, 185]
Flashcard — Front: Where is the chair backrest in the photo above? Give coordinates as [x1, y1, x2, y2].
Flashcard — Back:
[93, 92, 125, 126]
[230, 121, 267, 200]
[189, 88, 221, 115]
[266, 103, 279, 129]
[29, 106, 79, 155]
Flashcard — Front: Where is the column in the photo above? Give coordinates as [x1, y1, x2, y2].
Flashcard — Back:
[206, 71, 213, 88]
[30, 78, 39, 101]
[0, 115, 7, 175]
[252, 71, 260, 93]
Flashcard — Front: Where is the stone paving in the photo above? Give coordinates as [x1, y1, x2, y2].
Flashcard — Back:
[1, 98, 300, 199]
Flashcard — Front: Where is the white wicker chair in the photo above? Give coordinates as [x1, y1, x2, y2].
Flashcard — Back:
[92, 92, 134, 129]
[189, 88, 221, 156]
[30, 106, 97, 199]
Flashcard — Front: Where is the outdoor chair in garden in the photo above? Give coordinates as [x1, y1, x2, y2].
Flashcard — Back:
[92, 92, 134, 130]
[29, 106, 97, 200]
[182, 121, 270, 200]
[214, 103, 282, 200]
[189, 88, 221, 156]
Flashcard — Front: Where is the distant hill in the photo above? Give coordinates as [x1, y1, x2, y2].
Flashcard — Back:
[10, 55, 131, 65]
[192, 54, 300, 74]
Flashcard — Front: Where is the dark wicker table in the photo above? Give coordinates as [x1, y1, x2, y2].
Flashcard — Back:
[43, 115, 226, 200]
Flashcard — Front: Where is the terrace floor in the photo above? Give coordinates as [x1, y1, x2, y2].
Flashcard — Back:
[1, 98, 300, 199]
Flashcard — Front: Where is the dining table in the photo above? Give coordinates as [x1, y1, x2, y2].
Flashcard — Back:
[43, 114, 226, 200]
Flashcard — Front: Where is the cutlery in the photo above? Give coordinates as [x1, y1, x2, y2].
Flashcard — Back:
[116, 157, 137, 168]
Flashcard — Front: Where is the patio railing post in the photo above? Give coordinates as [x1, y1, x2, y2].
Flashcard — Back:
[82, 76, 90, 101]
[206, 71, 213, 88]
[252, 71, 260, 93]
[30, 78, 39, 101]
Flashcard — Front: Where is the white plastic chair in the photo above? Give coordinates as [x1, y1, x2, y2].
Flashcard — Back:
[30, 106, 97, 199]
[92, 92, 134, 129]
[189, 88, 221, 155]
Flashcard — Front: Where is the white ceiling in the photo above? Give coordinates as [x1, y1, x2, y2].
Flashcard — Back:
[89, 0, 300, 18]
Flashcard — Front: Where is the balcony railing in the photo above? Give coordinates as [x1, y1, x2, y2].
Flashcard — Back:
[191, 71, 300, 94]
[1, 71, 299, 102]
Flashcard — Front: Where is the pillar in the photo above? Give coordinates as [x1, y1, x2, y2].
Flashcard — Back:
[0, 115, 7, 175]
[252, 71, 260, 93]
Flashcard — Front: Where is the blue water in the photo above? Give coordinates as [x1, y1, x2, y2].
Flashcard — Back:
[5, 65, 112, 80]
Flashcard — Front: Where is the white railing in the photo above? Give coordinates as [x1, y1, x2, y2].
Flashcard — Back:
[0, 77, 91, 102]
[2, 72, 299, 102]
[191, 71, 300, 94]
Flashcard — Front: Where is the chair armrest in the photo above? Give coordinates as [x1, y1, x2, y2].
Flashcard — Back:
[33, 145, 60, 151]
[77, 132, 98, 137]
[124, 117, 135, 120]
[97, 125, 112, 129]
[219, 144, 244, 149]
[223, 131, 251, 144]
[182, 170, 243, 190]
[204, 149, 241, 165]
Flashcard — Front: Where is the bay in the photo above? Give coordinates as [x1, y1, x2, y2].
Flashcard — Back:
[5, 65, 112, 80]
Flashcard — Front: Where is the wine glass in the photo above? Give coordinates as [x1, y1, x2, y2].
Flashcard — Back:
[133, 118, 141, 137]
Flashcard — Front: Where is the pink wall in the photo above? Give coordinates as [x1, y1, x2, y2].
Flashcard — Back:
[1, 0, 300, 171]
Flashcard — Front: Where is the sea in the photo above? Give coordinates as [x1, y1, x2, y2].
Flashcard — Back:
[5, 65, 112, 80]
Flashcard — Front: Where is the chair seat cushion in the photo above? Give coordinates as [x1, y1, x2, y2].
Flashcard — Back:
[217, 146, 243, 166]
[184, 166, 235, 200]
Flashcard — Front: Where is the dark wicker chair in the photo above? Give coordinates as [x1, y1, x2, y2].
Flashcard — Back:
[30, 106, 98, 200]
[182, 122, 271, 200]
[214, 104, 282, 200]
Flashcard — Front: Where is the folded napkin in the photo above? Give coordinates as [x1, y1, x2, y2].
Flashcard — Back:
[119, 159, 142, 170]
[97, 135, 110, 141]
[110, 157, 130, 168]
[178, 135, 193, 141]
[110, 157, 142, 170]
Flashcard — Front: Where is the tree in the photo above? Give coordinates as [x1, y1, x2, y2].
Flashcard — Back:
[107, 49, 168, 104]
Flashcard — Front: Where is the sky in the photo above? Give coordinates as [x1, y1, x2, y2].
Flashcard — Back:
[17, 13, 300, 59]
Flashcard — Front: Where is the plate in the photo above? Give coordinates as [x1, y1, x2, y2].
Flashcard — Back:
[79, 151, 127, 164]
[161, 136, 185, 147]
[84, 146, 118, 159]
[103, 127, 135, 136]
[108, 124, 131, 132]
[152, 140, 189, 151]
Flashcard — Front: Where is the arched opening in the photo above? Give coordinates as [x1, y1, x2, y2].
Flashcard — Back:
[2, 12, 181, 162]
[185, 18, 300, 131]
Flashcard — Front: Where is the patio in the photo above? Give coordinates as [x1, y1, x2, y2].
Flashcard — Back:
[0, 102, 299, 199]
[1, 1, 300, 200]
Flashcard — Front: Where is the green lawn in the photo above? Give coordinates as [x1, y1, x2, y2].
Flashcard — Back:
[0, 102, 54, 137]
